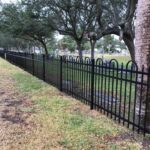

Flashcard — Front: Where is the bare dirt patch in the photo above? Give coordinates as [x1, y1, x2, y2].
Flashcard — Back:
[0, 71, 35, 149]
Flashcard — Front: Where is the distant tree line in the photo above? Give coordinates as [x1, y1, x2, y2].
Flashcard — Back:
[58, 35, 127, 54]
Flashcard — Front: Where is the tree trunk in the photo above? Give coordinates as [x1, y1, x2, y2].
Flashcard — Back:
[40, 40, 49, 59]
[42, 43, 48, 56]
[135, 0, 150, 131]
[76, 41, 83, 60]
[123, 34, 135, 61]
[90, 40, 96, 60]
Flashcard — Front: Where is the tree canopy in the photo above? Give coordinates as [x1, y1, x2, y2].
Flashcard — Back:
[0, 1, 54, 56]
[0, 0, 137, 59]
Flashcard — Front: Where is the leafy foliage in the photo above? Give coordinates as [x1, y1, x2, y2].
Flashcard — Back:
[58, 36, 76, 52]
[0, 2, 54, 55]
[0, 0, 136, 59]
[96, 35, 127, 53]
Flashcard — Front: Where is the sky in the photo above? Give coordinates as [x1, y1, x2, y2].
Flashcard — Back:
[1, 0, 18, 3]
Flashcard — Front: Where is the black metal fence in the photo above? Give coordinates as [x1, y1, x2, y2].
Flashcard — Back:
[0, 50, 5, 58]
[1, 51, 150, 135]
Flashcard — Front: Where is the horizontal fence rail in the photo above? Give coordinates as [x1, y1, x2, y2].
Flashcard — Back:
[0, 50, 150, 135]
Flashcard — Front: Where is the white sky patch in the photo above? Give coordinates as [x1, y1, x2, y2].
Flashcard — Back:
[1, 0, 18, 4]
[55, 32, 64, 41]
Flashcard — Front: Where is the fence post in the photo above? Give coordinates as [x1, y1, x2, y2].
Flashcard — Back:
[91, 59, 95, 110]
[43, 54, 46, 81]
[32, 53, 34, 75]
[60, 56, 63, 91]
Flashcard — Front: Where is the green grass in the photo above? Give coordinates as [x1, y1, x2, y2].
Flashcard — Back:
[32, 96, 131, 149]
[12, 73, 46, 93]
[84, 54, 131, 64]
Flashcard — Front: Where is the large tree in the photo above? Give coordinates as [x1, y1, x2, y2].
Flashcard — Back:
[135, 0, 150, 131]
[38, 0, 98, 59]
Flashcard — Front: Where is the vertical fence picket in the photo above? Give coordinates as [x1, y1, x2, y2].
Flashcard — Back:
[123, 65, 128, 125]
[71, 57, 74, 97]
[119, 63, 124, 123]
[24, 52, 27, 70]
[32, 53, 34, 75]
[107, 63, 111, 116]
[100, 61, 104, 113]
[60, 56, 63, 91]
[104, 63, 107, 114]
[43, 54, 45, 81]
[115, 62, 119, 120]
[132, 67, 138, 131]
[86, 58, 89, 103]
[91, 59, 95, 110]
[97, 61, 101, 111]
[127, 64, 133, 128]
[111, 63, 115, 119]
